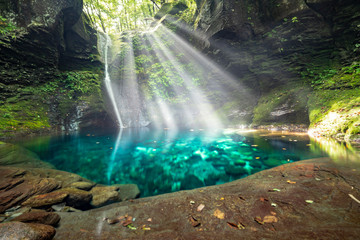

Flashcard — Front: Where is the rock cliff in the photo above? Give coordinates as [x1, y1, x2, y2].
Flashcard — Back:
[0, 0, 111, 137]
[192, 0, 360, 139]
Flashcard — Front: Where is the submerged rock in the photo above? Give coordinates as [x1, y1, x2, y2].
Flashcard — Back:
[0, 143, 54, 169]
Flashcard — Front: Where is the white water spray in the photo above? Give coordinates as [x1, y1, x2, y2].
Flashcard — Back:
[103, 34, 124, 128]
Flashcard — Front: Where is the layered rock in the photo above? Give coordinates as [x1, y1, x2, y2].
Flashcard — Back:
[0, 0, 109, 137]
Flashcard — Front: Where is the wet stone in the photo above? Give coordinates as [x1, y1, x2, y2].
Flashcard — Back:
[90, 186, 120, 208]
[11, 210, 61, 226]
[113, 184, 140, 201]
[0, 222, 56, 240]
[22, 191, 68, 208]
[58, 188, 92, 209]
[69, 181, 95, 191]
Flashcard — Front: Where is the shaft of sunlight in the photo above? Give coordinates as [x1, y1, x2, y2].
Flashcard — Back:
[103, 34, 124, 128]
[106, 128, 123, 184]
[149, 32, 223, 130]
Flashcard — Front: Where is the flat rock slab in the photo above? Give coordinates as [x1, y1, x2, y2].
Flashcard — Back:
[55, 158, 360, 239]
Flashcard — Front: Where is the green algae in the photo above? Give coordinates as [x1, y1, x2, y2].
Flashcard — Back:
[0, 70, 104, 138]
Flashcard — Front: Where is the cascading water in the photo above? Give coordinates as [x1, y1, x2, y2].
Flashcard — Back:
[101, 34, 124, 128]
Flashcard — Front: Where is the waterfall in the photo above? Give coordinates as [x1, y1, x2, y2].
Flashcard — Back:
[101, 34, 124, 128]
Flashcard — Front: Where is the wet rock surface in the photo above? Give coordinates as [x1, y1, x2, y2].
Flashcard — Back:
[54, 158, 360, 240]
[0, 221, 56, 240]
[0, 148, 141, 214]
[11, 210, 61, 226]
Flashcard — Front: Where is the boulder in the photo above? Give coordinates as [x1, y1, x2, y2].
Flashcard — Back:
[113, 184, 140, 201]
[22, 191, 68, 208]
[0, 222, 55, 240]
[69, 181, 95, 191]
[11, 210, 61, 226]
[58, 188, 92, 209]
[90, 186, 120, 208]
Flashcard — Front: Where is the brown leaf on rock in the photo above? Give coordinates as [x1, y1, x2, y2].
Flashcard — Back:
[213, 209, 225, 219]
[104, 215, 126, 225]
[227, 222, 239, 229]
[189, 215, 200, 227]
[263, 215, 278, 223]
[197, 204, 205, 212]
[122, 219, 133, 227]
[254, 216, 264, 225]
[227, 222, 245, 230]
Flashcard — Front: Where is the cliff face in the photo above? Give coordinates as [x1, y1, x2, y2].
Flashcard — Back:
[0, 0, 111, 137]
[193, 0, 360, 139]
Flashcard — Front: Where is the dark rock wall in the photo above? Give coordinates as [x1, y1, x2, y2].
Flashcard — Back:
[193, 0, 360, 126]
[0, 0, 108, 136]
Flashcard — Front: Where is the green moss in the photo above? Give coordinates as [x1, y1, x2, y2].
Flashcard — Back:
[0, 70, 104, 137]
[252, 86, 309, 125]
[308, 88, 360, 139]
[0, 99, 51, 137]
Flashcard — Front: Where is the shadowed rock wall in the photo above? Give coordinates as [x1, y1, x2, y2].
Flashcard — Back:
[192, 0, 360, 128]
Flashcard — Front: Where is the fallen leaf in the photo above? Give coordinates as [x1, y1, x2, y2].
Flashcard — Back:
[237, 222, 246, 229]
[263, 215, 278, 223]
[189, 215, 200, 227]
[227, 222, 245, 230]
[271, 203, 277, 207]
[220, 197, 225, 200]
[254, 216, 264, 225]
[127, 224, 137, 230]
[259, 197, 269, 202]
[142, 225, 151, 231]
[305, 200, 314, 204]
[213, 209, 225, 219]
[227, 222, 239, 229]
[270, 211, 276, 216]
[197, 204, 205, 212]
[268, 188, 281, 192]
[287, 180, 296, 184]
[105, 215, 126, 225]
[147, 218, 152, 222]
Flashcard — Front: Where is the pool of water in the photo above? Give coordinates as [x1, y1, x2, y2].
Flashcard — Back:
[13, 129, 330, 197]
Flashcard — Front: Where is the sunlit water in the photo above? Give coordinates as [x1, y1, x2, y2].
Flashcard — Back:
[12, 129, 356, 197]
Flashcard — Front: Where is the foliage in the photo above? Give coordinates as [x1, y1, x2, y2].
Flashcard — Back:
[84, 0, 158, 33]
[0, 15, 16, 36]
[83, 0, 197, 33]
[308, 88, 360, 139]
[301, 62, 360, 89]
